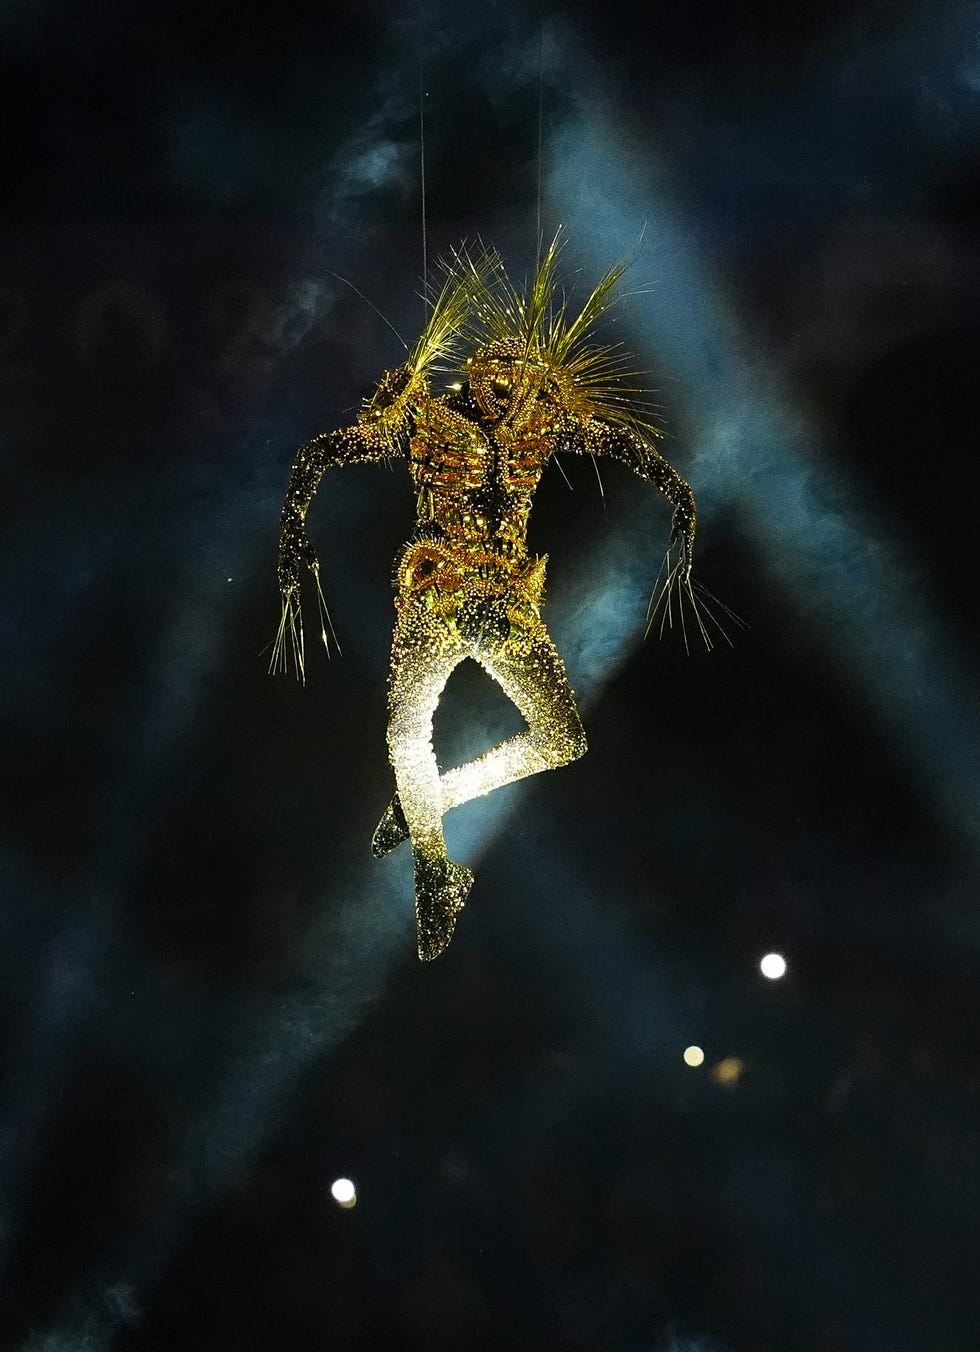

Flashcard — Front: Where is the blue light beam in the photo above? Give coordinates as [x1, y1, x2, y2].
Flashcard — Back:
[547, 41, 980, 855]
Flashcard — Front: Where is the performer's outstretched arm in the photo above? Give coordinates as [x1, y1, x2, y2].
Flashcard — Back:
[273, 365, 416, 677]
[552, 415, 729, 649]
[574, 418, 697, 579]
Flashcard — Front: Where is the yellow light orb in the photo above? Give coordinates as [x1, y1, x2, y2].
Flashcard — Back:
[711, 1056, 744, 1087]
[683, 1045, 705, 1067]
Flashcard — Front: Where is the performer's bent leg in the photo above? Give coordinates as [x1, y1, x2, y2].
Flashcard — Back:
[449, 612, 587, 804]
[375, 612, 586, 856]
[386, 600, 472, 960]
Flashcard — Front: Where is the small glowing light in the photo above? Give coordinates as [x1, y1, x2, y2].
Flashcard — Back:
[448, 381, 463, 390]
[760, 952, 787, 980]
[227, 576, 233, 582]
[711, 1056, 744, 1088]
[330, 1177, 357, 1208]
[683, 1045, 705, 1067]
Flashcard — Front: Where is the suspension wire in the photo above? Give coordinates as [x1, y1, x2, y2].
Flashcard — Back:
[535, 16, 544, 266]
[419, 56, 428, 305]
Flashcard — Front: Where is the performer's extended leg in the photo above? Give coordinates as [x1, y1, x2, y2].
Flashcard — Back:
[374, 612, 586, 857]
[386, 600, 472, 960]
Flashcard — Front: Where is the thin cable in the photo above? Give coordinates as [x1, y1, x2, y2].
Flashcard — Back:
[536, 18, 544, 265]
[419, 57, 428, 305]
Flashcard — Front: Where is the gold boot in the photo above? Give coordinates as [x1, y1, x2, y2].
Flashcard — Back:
[414, 858, 474, 961]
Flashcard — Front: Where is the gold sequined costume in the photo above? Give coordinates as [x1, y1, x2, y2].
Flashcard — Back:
[274, 242, 699, 960]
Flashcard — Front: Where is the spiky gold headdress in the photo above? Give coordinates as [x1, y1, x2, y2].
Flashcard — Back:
[450, 231, 661, 439]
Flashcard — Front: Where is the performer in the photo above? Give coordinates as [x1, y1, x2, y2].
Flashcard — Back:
[274, 241, 700, 960]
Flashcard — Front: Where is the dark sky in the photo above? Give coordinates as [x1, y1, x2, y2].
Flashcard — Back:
[2, 2, 979, 1350]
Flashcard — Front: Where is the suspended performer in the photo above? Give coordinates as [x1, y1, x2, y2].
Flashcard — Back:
[273, 238, 717, 961]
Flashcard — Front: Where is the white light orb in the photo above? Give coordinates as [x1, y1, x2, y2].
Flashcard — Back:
[330, 1177, 357, 1208]
[760, 952, 787, 980]
[683, 1045, 705, 1067]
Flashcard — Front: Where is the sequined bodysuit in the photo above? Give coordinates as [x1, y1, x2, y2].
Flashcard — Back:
[274, 243, 699, 960]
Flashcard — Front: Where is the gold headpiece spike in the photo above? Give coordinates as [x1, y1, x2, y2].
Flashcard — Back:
[407, 242, 500, 378]
[407, 270, 467, 377]
[550, 259, 630, 367]
[522, 229, 563, 354]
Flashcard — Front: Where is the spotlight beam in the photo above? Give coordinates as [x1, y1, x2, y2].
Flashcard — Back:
[548, 53, 980, 855]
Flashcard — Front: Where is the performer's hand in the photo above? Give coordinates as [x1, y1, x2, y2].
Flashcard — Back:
[363, 364, 414, 416]
[277, 523, 318, 595]
[670, 511, 694, 585]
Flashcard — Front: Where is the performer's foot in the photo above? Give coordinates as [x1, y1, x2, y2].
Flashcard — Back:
[372, 794, 409, 858]
[414, 858, 474, 961]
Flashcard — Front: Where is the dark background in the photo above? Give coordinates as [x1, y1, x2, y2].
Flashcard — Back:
[2, 2, 979, 1349]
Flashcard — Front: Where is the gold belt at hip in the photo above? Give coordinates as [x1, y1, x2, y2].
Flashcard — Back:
[395, 540, 547, 614]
